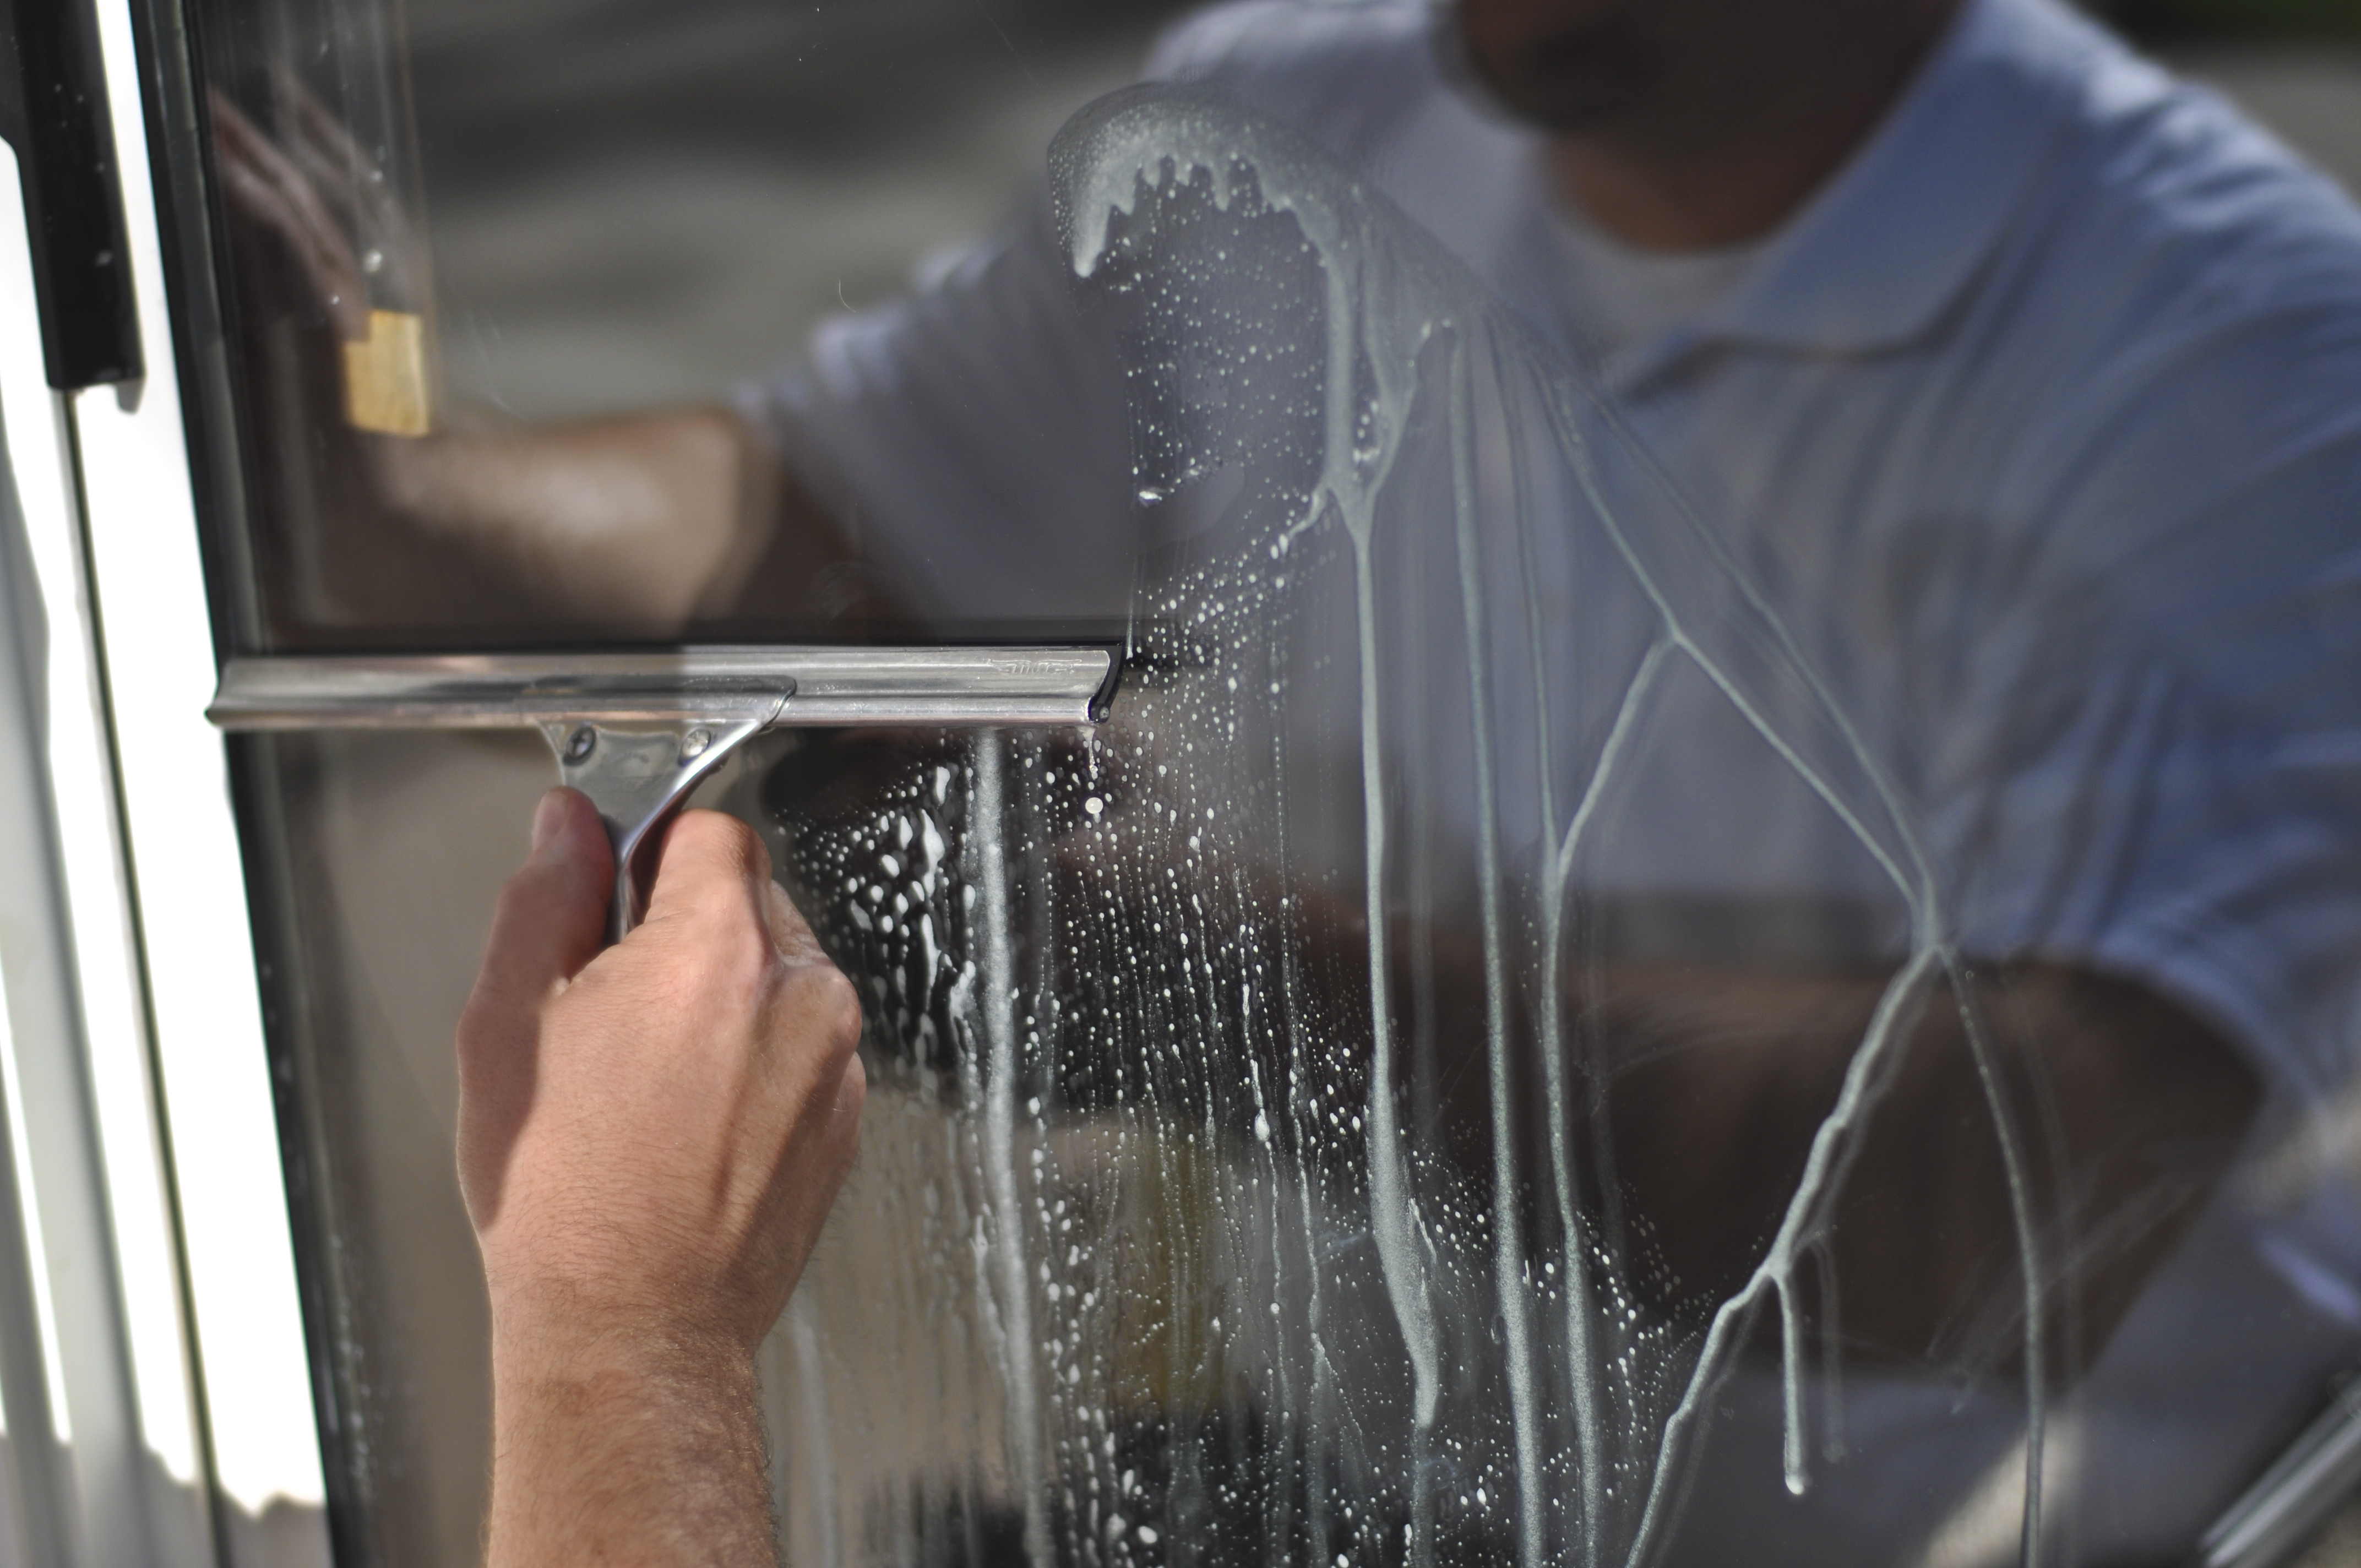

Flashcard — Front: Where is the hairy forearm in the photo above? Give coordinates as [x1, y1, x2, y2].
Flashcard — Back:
[487, 1311, 779, 1568]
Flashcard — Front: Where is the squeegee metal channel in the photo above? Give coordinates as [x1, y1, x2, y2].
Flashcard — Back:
[206, 646, 1122, 730]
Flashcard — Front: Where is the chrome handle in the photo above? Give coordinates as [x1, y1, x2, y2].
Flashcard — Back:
[206, 645, 1120, 729]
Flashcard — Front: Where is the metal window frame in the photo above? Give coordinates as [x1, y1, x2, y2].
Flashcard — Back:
[0, 211, 214, 1566]
[0, 41, 269, 1568]
[43, 0, 355, 1555]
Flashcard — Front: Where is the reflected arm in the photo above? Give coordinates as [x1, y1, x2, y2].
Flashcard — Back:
[1025, 740, 2263, 1381]
[358, 408, 859, 629]
[214, 91, 863, 634]
[779, 727, 2261, 1390]
[1256, 856, 2264, 1375]
[1578, 959, 2260, 1374]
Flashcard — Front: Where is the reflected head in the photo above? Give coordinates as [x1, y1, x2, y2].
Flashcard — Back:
[1450, 0, 1963, 141]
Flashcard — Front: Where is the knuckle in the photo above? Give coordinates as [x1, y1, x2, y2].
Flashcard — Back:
[489, 868, 541, 928]
[655, 881, 770, 977]
[789, 963, 865, 1054]
[679, 809, 770, 881]
[765, 881, 825, 962]
[719, 923, 778, 996]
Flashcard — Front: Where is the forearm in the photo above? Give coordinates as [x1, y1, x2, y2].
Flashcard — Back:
[1042, 847, 2254, 1369]
[487, 1309, 779, 1568]
[1595, 959, 2259, 1370]
[216, 98, 862, 633]
[373, 407, 786, 628]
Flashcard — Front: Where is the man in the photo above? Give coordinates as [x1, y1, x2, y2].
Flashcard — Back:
[239, 0, 2361, 1558]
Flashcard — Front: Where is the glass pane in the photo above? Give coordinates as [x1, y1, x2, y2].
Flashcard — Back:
[168, 0, 2361, 1562]
[232, 729, 545, 1568]
[192, 0, 1184, 648]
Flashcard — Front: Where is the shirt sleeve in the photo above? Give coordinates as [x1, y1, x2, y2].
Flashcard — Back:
[728, 0, 1448, 631]
[732, 198, 1139, 628]
[1884, 426, 2361, 1107]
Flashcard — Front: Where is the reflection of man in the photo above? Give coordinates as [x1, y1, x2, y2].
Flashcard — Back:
[229, 0, 2361, 1556]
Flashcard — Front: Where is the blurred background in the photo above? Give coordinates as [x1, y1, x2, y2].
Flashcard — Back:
[406, 0, 1195, 421]
[2106, 0, 2359, 41]
[405, 0, 2361, 426]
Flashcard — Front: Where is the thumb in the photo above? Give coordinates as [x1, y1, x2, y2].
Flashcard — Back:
[455, 789, 612, 1230]
[465, 789, 614, 1032]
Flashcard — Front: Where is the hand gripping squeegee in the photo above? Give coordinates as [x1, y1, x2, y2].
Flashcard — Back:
[207, 646, 1122, 940]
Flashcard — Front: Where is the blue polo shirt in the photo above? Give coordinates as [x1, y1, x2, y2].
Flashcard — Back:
[750, 0, 2361, 1092]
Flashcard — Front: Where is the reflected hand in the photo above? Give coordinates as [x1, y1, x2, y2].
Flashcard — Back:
[211, 84, 850, 632]
[211, 89, 374, 344]
[211, 80, 431, 342]
[456, 788, 864, 1566]
[210, 83, 435, 622]
[214, 79, 814, 630]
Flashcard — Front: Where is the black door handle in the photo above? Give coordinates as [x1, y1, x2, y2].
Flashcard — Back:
[0, 0, 142, 390]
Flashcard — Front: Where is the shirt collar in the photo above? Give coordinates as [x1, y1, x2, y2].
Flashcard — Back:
[1610, 0, 2106, 383]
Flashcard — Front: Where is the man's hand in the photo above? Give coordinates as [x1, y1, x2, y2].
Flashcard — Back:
[457, 788, 865, 1567]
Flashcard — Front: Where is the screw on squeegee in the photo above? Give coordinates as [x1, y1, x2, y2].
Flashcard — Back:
[679, 727, 714, 762]
[563, 725, 596, 763]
